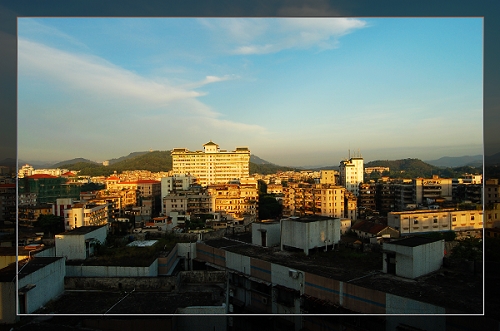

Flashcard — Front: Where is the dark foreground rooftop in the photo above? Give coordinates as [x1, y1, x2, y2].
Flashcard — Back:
[204, 237, 483, 314]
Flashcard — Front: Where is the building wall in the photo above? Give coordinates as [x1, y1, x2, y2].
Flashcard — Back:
[226, 251, 251, 274]
[251, 222, 281, 247]
[386, 294, 446, 314]
[19, 257, 66, 314]
[388, 209, 482, 236]
[171, 142, 250, 187]
[383, 240, 444, 279]
[281, 218, 340, 255]
[55, 226, 107, 260]
[65, 259, 158, 277]
[194, 243, 456, 315]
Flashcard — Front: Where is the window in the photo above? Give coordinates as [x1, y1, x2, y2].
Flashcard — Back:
[413, 219, 418, 224]
[433, 219, 438, 223]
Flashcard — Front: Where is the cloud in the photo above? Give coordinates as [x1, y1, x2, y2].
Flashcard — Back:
[181, 74, 238, 89]
[18, 38, 268, 154]
[201, 18, 368, 55]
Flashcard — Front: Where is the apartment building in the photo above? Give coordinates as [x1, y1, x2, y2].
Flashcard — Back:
[413, 176, 453, 205]
[207, 182, 258, 219]
[339, 154, 364, 196]
[163, 188, 212, 216]
[105, 176, 161, 213]
[282, 183, 355, 220]
[18, 174, 81, 204]
[387, 208, 483, 237]
[64, 202, 109, 230]
[319, 170, 338, 185]
[171, 141, 250, 187]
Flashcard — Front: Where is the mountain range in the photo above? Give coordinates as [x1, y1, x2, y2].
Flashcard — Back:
[11, 151, 489, 175]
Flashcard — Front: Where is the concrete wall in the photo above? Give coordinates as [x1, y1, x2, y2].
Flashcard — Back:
[386, 293, 446, 314]
[280, 220, 307, 251]
[225, 251, 251, 274]
[179, 270, 226, 284]
[250, 258, 272, 283]
[281, 219, 340, 255]
[304, 272, 341, 305]
[65, 276, 178, 291]
[55, 226, 107, 260]
[384, 240, 444, 279]
[196, 243, 226, 267]
[251, 222, 281, 247]
[342, 282, 386, 314]
[412, 240, 444, 278]
[271, 264, 303, 293]
[19, 257, 66, 314]
[158, 247, 178, 276]
[66, 259, 158, 277]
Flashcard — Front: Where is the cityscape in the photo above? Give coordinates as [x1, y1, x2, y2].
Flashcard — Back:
[0, 15, 494, 331]
[0, 139, 496, 330]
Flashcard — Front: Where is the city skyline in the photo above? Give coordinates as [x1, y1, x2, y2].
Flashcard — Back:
[18, 18, 483, 167]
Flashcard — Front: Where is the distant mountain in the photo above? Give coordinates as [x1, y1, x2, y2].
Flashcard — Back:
[250, 154, 273, 165]
[365, 158, 437, 170]
[52, 158, 98, 168]
[108, 151, 150, 165]
[425, 155, 483, 168]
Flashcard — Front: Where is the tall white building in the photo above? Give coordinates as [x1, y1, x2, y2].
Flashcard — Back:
[339, 152, 364, 196]
[171, 141, 250, 187]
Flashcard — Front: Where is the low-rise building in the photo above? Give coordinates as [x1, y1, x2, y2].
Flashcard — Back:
[55, 225, 108, 260]
[387, 209, 483, 237]
[252, 220, 281, 247]
[382, 236, 444, 279]
[280, 216, 341, 255]
[0, 256, 65, 322]
[64, 202, 109, 230]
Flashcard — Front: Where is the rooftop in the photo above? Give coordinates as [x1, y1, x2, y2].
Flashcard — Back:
[203, 236, 482, 314]
[0, 257, 64, 282]
[59, 225, 106, 236]
[386, 236, 442, 247]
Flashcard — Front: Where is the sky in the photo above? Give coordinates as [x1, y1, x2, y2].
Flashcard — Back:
[17, 17, 483, 167]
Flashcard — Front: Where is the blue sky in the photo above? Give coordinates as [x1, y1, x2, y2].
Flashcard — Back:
[18, 18, 483, 167]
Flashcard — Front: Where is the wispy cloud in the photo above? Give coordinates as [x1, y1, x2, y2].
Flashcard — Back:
[201, 18, 368, 55]
[18, 38, 267, 156]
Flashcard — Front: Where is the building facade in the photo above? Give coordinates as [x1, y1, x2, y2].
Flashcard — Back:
[207, 182, 258, 219]
[339, 154, 364, 196]
[282, 183, 355, 220]
[387, 209, 483, 237]
[64, 202, 109, 230]
[171, 141, 250, 187]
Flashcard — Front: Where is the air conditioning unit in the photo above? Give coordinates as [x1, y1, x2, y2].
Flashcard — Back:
[289, 269, 299, 279]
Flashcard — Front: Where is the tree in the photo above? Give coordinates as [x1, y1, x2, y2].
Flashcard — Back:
[258, 194, 282, 220]
[35, 214, 65, 237]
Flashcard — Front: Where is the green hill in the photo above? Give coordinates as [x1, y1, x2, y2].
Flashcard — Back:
[365, 158, 481, 178]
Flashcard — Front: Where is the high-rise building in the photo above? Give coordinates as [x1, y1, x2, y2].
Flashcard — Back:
[339, 152, 364, 196]
[171, 141, 250, 187]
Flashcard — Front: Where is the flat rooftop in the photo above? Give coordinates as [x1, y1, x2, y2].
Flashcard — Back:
[0, 257, 64, 282]
[35, 285, 225, 314]
[385, 236, 442, 247]
[60, 226, 106, 235]
[204, 237, 482, 314]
